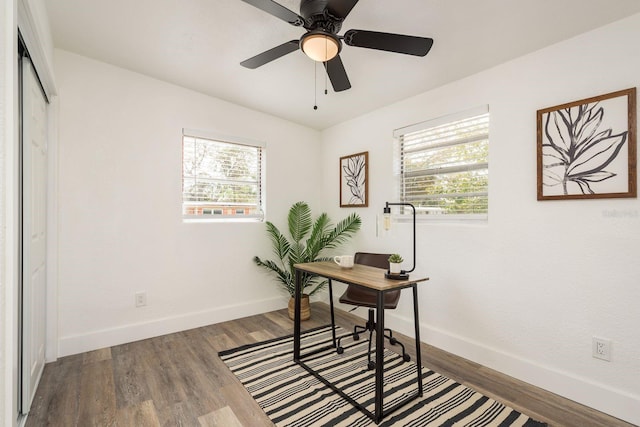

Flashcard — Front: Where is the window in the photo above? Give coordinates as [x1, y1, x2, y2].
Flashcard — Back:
[395, 106, 489, 218]
[182, 129, 265, 221]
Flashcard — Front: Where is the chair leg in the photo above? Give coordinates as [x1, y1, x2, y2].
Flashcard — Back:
[384, 332, 410, 362]
[336, 310, 371, 354]
[337, 308, 410, 365]
[353, 324, 367, 340]
[384, 328, 405, 347]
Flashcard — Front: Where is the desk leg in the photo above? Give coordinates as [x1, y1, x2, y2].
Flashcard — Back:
[375, 291, 385, 422]
[412, 285, 423, 396]
[328, 279, 337, 347]
[293, 269, 302, 362]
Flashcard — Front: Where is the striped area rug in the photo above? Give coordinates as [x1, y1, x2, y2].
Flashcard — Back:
[219, 325, 547, 427]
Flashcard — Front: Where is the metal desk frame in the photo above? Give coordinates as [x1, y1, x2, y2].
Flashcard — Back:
[293, 261, 429, 423]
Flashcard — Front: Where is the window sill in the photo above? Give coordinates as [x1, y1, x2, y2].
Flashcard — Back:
[183, 216, 263, 224]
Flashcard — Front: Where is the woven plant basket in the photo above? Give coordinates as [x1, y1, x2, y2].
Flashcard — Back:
[287, 294, 311, 321]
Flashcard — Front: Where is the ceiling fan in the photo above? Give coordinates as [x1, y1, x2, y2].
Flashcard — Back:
[239, 0, 434, 92]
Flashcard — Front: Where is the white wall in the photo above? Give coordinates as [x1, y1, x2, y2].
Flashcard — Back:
[54, 49, 322, 356]
[320, 13, 640, 425]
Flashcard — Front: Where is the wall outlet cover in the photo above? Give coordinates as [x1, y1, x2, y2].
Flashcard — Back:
[592, 337, 611, 361]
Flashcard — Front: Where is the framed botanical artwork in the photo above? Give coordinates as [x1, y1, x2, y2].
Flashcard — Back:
[340, 151, 368, 207]
[537, 87, 637, 200]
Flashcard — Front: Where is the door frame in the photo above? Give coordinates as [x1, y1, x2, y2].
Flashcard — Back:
[2, 1, 58, 426]
[19, 52, 49, 416]
[16, 0, 59, 364]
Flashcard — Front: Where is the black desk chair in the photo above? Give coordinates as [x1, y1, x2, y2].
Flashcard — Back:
[336, 252, 411, 370]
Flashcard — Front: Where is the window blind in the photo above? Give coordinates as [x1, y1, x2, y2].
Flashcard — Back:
[395, 107, 489, 217]
[182, 130, 264, 220]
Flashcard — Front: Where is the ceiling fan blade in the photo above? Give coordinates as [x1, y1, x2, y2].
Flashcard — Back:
[327, 0, 359, 20]
[239, 0, 304, 26]
[323, 55, 351, 92]
[344, 29, 433, 56]
[240, 40, 300, 69]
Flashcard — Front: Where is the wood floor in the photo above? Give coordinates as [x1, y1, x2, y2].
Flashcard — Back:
[26, 303, 634, 427]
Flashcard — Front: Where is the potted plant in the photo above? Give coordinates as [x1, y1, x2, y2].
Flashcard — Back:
[254, 201, 361, 320]
[388, 254, 403, 274]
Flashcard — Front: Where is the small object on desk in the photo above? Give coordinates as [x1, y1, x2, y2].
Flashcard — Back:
[388, 254, 404, 275]
[334, 255, 354, 268]
[385, 271, 410, 280]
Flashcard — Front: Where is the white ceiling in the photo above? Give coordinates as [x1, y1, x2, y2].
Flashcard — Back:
[45, 0, 640, 130]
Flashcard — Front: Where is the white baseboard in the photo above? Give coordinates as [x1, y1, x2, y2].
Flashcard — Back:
[57, 296, 287, 358]
[380, 309, 640, 426]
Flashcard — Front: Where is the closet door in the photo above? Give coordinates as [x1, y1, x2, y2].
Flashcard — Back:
[21, 57, 48, 413]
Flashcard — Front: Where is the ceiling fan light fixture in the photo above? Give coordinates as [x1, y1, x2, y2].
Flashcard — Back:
[301, 32, 340, 62]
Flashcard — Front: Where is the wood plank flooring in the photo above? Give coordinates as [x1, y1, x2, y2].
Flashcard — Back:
[26, 303, 634, 427]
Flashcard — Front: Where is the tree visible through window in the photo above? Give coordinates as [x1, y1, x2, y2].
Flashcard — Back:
[182, 131, 264, 220]
[396, 107, 489, 217]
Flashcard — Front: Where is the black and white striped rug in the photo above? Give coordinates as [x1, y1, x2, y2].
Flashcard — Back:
[219, 325, 547, 426]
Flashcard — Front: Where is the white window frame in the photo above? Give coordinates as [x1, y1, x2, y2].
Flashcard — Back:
[393, 106, 489, 221]
[182, 128, 266, 222]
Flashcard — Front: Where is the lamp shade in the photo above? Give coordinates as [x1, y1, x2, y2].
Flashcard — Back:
[301, 32, 340, 62]
[383, 205, 392, 231]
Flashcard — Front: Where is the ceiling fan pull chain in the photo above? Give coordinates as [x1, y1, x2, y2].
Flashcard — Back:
[324, 39, 329, 95]
[313, 61, 318, 110]
[325, 69, 328, 95]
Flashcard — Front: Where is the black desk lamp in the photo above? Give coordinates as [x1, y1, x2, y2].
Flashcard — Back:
[383, 202, 416, 280]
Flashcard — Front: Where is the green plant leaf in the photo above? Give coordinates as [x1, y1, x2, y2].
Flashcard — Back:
[254, 202, 361, 297]
[324, 212, 362, 249]
[288, 202, 312, 243]
[264, 222, 291, 265]
[253, 256, 292, 290]
[305, 213, 333, 261]
[306, 279, 329, 296]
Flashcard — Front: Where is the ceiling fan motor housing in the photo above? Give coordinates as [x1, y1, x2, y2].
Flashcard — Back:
[300, 0, 343, 34]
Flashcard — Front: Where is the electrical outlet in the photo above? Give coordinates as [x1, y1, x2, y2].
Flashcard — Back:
[135, 291, 147, 308]
[592, 337, 611, 361]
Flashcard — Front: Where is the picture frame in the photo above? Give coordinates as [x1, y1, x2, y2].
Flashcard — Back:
[536, 88, 637, 200]
[340, 151, 368, 207]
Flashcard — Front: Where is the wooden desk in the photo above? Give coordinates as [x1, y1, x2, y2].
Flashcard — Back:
[293, 261, 429, 423]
